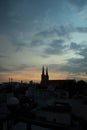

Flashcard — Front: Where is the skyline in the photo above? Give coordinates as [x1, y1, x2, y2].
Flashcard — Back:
[1, 0, 87, 82]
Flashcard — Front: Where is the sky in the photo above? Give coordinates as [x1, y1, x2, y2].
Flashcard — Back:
[1, 0, 87, 83]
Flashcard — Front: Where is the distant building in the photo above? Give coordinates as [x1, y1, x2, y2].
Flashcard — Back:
[41, 66, 76, 97]
[41, 66, 49, 87]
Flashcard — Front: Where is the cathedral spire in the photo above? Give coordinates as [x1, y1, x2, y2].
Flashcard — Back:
[46, 67, 48, 76]
[41, 66, 49, 86]
[42, 66, 44, 75]
[46, 66, 49, 81]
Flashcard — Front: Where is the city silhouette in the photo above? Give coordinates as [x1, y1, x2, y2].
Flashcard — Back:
[0, 66, 87, 130]
[0, 0, 87, 130]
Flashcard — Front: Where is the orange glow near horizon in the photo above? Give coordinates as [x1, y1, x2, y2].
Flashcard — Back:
[0, 69, 87, 83]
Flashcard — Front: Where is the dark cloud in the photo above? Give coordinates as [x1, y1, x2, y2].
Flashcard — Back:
[9, 64, 33, 71]
[70, 41, 87, 55]
[45, 39, 67, 55]
[78, 48, 87, 58]
[76, 27, 87, 33]
[7, 32, 29, 52]
[10, 32, 44, 50]
[36, 26, 70, 39]
[0, 55, 9, 58]
[68, 0, 87, 11]
[0, 64, 35, 73]
[67, 57, 87, 72]
[60, 64, 80, 73]
[49, 57, 87, 74]
[16, 43, 25, 46]
[11, 43, 27, 52]
[47, 41, 87, 74]
[57, 26, 70, 38]
[30, 39, 43, 47]
[36, 30, 54, 38]
[68, 41, 87, 73]
[48, 63, 82, 74]
[36, 26, 87, 40]
[63, 44, 87, 73]
[9, 26, 87, 54]
[69, 42, 87, 68]
[70, 42, 81, 50]
[13, 64, 29, 71]
[50, 39, 65, 48]
[0, 66, 10, 72]
[14, 64, 37, 71]
[11, 38, 28, 52]
[69, 58, 85, 68]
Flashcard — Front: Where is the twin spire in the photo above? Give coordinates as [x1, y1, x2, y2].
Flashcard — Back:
[41, 66, 49, 85]
[42, 66, 48, 76]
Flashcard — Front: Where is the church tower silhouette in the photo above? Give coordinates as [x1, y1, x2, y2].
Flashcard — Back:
[41, 66, 49, 86]
[46, 67, 49, 81]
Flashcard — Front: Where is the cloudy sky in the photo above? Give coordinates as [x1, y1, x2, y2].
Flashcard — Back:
[0, 0, 87, 83]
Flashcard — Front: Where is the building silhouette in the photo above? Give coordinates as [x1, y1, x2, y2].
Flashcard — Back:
[41, 66, 49, 86]
[41, 66, 76, 97]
